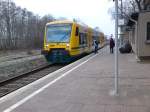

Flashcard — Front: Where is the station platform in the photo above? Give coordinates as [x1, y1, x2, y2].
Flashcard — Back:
[0, 46, 150, 112]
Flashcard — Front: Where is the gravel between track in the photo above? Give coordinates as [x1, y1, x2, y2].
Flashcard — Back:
[0, 54, 49, 82]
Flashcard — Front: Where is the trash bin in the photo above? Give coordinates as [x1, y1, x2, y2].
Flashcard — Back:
[119, 41, 132, 53]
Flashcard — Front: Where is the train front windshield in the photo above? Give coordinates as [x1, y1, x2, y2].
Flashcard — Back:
[46, 24, 72, 43]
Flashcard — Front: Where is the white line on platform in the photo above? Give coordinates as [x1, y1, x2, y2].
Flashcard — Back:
[3, 53, 98, 112]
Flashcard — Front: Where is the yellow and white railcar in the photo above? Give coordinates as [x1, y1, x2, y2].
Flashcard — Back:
[42, 20, 104, 63]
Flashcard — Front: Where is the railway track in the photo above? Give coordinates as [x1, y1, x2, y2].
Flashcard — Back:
[0, 63, 65, 97]
[0, 49, 99, 98]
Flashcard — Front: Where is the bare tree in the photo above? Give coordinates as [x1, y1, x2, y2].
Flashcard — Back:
[134, 0, 142, 11]
[0, 0, 56, 50]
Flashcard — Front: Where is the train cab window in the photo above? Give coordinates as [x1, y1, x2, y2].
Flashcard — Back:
[75, 27, 79, 36]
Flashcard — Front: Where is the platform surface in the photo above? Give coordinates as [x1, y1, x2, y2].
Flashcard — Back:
[0, 46, 150, 112]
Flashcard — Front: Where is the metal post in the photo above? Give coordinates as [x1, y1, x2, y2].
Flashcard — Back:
[120, 0, 123, 46]
[114, 0, 119, 95]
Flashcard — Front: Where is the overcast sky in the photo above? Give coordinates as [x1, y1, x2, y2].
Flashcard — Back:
[13, 0, 114, 36]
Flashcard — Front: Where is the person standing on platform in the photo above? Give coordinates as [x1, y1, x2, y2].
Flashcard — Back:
[109, 35, 115, 53]
[94, 40, 98, 54]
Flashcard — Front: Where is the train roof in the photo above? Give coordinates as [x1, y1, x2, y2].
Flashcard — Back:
[46, 20, 104, 35]
[46, 20, 75, 26]
[46, 20, 89, 28]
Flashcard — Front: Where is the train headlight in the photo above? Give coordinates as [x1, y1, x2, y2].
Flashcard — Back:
[45, 44, 49, 47]
[66, 44, 70, 50]
[66, 44, 70, 47]
[45, 44, 49, 49]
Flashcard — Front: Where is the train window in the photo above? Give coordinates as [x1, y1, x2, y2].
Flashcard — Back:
[79, 33, 88, 46]
[147, 22, 150, 41]
[75, 27, 79, 36]
[79, 33, 83, 44]
[84, 34, 87, 45]
[46, 24, 71, 43]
